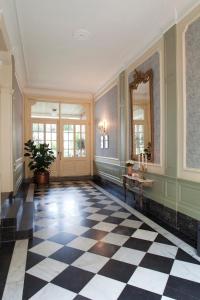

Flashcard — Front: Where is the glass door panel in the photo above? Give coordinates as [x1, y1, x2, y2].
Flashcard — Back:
[31, 120, 59, 176]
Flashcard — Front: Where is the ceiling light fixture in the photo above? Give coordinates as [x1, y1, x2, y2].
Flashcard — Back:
[73, 29, 91, 41]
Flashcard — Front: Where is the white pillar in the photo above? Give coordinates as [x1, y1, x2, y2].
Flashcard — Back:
[0, 87, 13, 193]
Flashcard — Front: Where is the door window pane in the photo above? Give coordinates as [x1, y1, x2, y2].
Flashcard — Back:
[63, 124, 86, 158]
[32, 123, 57, 156]
[75, 125, 86, 157]
[63, 125, 74, 157]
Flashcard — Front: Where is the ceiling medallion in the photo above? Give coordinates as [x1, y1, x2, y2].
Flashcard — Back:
[73, 29, 91, 41]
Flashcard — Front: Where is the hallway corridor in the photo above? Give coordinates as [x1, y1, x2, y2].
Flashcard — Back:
[2, 181, 200, 300]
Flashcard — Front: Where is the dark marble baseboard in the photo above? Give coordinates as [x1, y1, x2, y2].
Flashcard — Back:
[93, 175, 198, 248]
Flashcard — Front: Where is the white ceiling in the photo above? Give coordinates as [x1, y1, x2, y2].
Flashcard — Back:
[0, 0, 199, 94]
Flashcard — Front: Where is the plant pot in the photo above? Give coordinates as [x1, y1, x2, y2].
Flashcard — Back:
[127, 165, 132, 176]
[34, 171, 49, 185]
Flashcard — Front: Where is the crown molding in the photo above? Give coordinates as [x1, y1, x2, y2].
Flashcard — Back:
[23, 87, 93, 100]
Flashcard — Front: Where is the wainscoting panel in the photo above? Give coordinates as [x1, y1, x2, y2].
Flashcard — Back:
[178, 180, 200, 220]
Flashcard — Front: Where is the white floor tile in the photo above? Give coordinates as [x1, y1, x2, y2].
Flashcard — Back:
[27, 258, 68, 282]
[35, 218, 57, 227]
[120, 219, 143, 228]
[148, 242, 178, 259]
[161, 296, 176, 300]
[65, 224, 89, 236]
[98, 200, 114, 205]
[80, 201, 95, 207]
[170, 260, 200, 283]
[34, 226, 59, 240]
[29, 241, 63, 257]
[132, 229, 158, 241]
[128, 267, 169, 295]
[112, 247, 145, 265]
[101, 232, 129, 246]
[87, 213, 107, 221]
[80, 274, 125, 300]
[93, 195, 108, 200]
[104, 205, 121, 211]
[93, 222, 117, 232]
[83, 207, 100, 213]
[72, 252, 109, 273]
[111, 212, 131, 219]
[30, 283, 76, 300]
[67, 236, 97, 251]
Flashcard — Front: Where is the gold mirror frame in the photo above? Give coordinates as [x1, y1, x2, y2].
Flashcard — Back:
[129, 69, 154, 162]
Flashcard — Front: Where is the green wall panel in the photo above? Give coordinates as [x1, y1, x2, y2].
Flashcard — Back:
[94, 25, 200, 222]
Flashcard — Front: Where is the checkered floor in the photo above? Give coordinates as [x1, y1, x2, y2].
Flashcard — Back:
[23, 181, 200, 300]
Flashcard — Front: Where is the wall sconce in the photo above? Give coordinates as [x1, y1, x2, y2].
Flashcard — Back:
[98, 120, 107, 135]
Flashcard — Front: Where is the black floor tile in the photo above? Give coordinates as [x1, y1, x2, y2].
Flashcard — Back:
[79, 219, 98, 228]
[91, 203, 106, 208]
[164, 275, 200, 300]
[154, 234, 174, 246]
[140, 253, 174, 274]
[89, 241, 119, 257]
[22, 273, 47, 300]
[99, 259, 136, 283]
[82, 229, 108, 240]
[128, 214, 141, 221]
[74, 295, 90, 300]
[28, 237, 44, 249]
[103, 216, 123, 224]
[48, 232, 77, 244]
[25, 252, 45, 270]
[140, 223, 155, 231]
[175, 249, 200, 265]
[123, 237, 152, 252]
[118, 284, 161, 300]
[97, 209, 113, 216]
[112, 225, 136, 236]
[52, 266, 94, 293]
[50, 246, 84, 264]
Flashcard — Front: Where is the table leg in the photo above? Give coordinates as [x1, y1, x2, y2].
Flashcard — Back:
[123, 177, 127, 200]
[139, 184, 143, 210]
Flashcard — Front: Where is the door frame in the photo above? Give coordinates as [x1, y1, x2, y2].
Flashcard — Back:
[24, 95, 94, 179]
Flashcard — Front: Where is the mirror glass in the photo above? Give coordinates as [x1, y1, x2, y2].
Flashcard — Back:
[130, 70, 153, 161]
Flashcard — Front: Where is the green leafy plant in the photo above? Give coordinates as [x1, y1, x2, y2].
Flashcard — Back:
[24, 140, 56, 173]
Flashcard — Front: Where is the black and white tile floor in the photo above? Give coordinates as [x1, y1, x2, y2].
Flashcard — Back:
[2, 181, 200, 300]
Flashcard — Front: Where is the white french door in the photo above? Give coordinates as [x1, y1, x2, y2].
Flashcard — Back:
[31, 119, 91, 177]
[59, 120, 91, 176]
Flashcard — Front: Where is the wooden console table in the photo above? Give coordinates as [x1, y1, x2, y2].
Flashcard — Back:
[123, 175, 154, 210]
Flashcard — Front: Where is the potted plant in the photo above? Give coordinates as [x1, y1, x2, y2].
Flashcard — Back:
[24, 140, 56, 185]
[126, 160, 134, 176]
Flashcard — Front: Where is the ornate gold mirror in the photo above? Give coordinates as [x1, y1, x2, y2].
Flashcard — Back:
[130, 69, 154, 162]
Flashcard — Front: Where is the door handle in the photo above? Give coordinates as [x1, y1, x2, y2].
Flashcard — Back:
[58, 151, 62, 160]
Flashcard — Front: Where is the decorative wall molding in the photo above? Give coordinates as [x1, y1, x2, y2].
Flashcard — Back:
[177, 4, 200, 182]
[125, 38, 165, 175]
[97, 170, 122, 186]
[94, 79, 118, 102]
[24, 88, 93, 101]
[95, 156, 120, 166]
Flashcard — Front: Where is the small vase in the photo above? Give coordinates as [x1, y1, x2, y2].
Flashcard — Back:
[127, 166, 132, 176]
